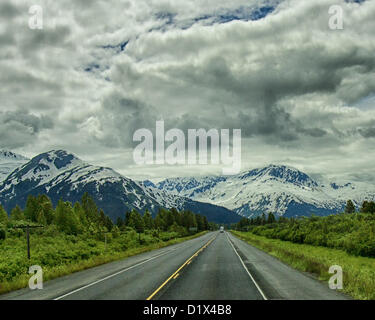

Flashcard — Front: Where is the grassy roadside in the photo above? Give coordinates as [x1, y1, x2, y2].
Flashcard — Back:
[231, 230, 375, 300]
[0, 231, 208, 295]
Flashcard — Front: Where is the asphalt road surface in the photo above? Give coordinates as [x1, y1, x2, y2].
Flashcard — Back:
[0, 231, 348, 300]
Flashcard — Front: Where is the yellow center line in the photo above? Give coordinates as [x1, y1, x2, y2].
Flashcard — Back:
[146, 235, 216, 300]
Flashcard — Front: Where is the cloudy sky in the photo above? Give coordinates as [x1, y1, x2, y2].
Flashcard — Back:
[1, 0, 375, 182]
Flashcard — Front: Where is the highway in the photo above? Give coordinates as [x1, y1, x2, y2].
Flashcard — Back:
[0, 231, 348, 300]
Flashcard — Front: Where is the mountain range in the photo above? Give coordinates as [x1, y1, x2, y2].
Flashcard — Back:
[151, 165, 375, 218]
[0, 150, 240, 224]
[0, 149, 374, 222]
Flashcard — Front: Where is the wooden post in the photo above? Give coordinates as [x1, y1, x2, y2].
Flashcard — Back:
[26, 226, 30, 260]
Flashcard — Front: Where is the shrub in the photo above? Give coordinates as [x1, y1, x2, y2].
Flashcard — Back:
[244, 212, 375, 258]
[0, 227, 6, 240]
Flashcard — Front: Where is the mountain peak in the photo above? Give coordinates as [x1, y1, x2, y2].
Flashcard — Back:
[31, 150, 82, 170]
[2, 149, 84, 185]
[0, 149, 29, 161]
[239, 164, 318, 187]
[0, 150, 241, 224]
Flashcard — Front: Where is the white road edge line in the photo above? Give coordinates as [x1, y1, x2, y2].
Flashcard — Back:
[54, 235, 210, 300]
[225, 232, 268, 300]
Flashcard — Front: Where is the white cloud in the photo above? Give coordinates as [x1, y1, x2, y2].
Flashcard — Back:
[0, 0, 374, 181]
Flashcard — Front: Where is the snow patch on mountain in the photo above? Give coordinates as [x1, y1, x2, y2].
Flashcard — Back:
[0, 150, 241, 223]
[153, 164, 375, 217]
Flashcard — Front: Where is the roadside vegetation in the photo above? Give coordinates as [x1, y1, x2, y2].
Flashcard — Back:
[231, 200, 375, 300]
[0, 193, 214, 295]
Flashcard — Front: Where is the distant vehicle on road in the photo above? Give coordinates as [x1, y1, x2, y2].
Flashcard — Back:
[220, 226, 224, 233]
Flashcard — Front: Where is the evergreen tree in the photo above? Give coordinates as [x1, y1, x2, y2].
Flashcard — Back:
[369, 202, 375, 214]
[116, 217, 124, 229]
[202, 216, 209, 230]
[154, 212, 165, 230]
[143, 209, 153, 230]
[163, 209, 175, 229]
[127, 209, 145, 233]
[191, 213, 197, 230]
[37, 194, 54, 224]
[36, 209, 47, 225]
[360, 201, 375, 214]
[196, 214, 204, 231]
[73, 202, 88, 228]
[81, 192, 99, 227]
[254, 216, 261, 225]
[10, 205, 24, 221]
[55, 200, 82, 235]
[104, 215, 113, 231]
[181, 210, 196, 230]
[99, 209, 106, 229]
[345, 200, 356, 214]
[260, 213, 267, 225]
[0, 204, 8, 226]
[111, 225, 120, 238]
[0, 227, 5, 240]
[267, 212, 276, 224]
[237, 217, 250, 231]
[124, 211, 131, 226]
[360, 201, 368, 213]
[24, 195, 39, 222]
[170, 208, 181, 225]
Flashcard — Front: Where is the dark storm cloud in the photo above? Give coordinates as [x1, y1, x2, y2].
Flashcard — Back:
[0, 2, 21, 19]
[1, 110, 54, 133]
[82, 91, 158, 148]
[154, 32, 375, 142]
[0, 29, 15, 47]
[0, 110, 53, 148]
[297, 127, 327, 138]
[0, 2, 20, 48]
[359, 128, 375, 138]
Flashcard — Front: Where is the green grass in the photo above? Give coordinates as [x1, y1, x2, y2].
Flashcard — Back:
[231, 230, 375, 300]
[0, 228, 208, 295]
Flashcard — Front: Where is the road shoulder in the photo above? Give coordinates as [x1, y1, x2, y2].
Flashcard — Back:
[228, 232, 350, 300]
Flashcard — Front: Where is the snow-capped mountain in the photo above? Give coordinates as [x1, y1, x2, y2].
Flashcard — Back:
[0, 150, 29, 181]
[0, 150, 240, 223]
[153, 165, 375, 218]
[4, 149, 371, 221]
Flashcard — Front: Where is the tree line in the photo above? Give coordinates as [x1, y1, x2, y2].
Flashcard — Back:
[116, 207, 212, 234]
[0, 193, 213, 239]
[234, 212, 279, 231]
[233, 199, 375, 231]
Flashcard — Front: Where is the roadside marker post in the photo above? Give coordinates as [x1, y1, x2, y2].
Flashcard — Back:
[11, 225, 44, 259]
